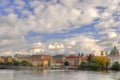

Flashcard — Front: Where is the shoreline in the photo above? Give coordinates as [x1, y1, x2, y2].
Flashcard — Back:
[0, 66, 119, 72]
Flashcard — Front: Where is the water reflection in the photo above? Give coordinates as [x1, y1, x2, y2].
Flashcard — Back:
[0, 69, 119, 80]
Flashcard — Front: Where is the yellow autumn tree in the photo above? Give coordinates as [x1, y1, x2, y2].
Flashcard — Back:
[93, 56, 109, 69]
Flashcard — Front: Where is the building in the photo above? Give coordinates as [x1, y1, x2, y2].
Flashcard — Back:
[107, 46, 120, 66]
[31, 55, 53, 67]
[66, 55, 81, 67]
[0, 56, 14, 63]
[53, 54, 66, 66]
[0, 57, 5, 63]
[14, 54, 32, 63]
[81, 56, 88, 62]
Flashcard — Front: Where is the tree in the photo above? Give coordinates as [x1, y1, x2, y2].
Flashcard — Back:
[41, 63, 43, 67]
[111, 62, 120, 71]
[92, 56, 109, 69]
[20, 60, 29, 66]
[29, 63, 33, 67]
[64, 61, 69, 66]
[79, 62, 89, 69]
[37, 64, 40, 67]
[87, 54, 93, 63]
[81, 53, 84, 56]
[79, 56, 109, 70]
[13, 60, 20, 66]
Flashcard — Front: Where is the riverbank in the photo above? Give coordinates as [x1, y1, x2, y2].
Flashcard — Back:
[0, 66, 78, 70]
[0, 65, 120, 72]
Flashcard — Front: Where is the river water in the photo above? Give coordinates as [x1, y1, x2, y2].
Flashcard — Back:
[0, 69, 120, 80]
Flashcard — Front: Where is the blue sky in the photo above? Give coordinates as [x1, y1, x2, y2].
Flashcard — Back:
[0, 0, 120, 55]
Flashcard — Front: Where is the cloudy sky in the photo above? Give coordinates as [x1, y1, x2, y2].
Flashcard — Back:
[0, 0, 120, 55]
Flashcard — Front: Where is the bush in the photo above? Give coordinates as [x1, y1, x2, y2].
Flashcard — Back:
[111, 62, 120, 71]
[80, 62, 89, 69]
[20, 60, 29, 66]
[64, 61, 69, 66]
[13, 60, 20, 66]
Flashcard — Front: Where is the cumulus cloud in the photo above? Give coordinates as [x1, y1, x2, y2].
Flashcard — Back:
[0, 0, 120, 55]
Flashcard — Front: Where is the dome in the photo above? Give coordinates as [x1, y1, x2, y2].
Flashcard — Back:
[110, 46, 119, 54]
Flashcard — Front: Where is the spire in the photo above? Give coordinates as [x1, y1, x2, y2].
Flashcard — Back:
[78, 53, 81, 56]
[101, 51, 104, 56]
[105, 51, 108, 56]
[114, 46, 116, 49]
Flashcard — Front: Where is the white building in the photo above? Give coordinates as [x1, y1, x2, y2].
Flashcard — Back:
[107, 46, 120, 67]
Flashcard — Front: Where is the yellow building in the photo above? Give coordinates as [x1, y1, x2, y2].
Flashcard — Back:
[7, 57, 14, 63]
[0, 57, 5, 63]
[31, 55, 53, 67]
[14, 55, 32, 63]
[0, 56, 14, 63]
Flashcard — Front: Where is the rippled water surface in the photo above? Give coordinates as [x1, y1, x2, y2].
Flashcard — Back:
[0, 69, 120, 80]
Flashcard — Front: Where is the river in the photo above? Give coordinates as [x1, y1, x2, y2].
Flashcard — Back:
[0, 69, 119, 80]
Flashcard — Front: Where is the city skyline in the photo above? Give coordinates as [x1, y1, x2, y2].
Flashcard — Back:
[0, 0, 120, 56]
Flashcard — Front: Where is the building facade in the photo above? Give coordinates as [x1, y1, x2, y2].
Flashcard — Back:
[14, 55, 32, 63]
[31, 55, 53, 67]
[66, 55, 81, 67]
[53, 54, 66, 66]
[107, 46, 120, 66]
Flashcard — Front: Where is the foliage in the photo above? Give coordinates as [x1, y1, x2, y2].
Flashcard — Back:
[80, 62, 89, 69]
[20, 60, 29, 66]
[13, 60, 20, 66]
[29, 63, 33, 67]
[37, 64, 40, 67]
[87, 54, 93, 63]
[92, 56, 109, 69]
[64, 61, 69, 66]
[41, 63, 43, 67]
[111, 61, 120, 71]
[79, 56, 109, 70]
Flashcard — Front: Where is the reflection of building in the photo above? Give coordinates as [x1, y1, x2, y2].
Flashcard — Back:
[107, 46, 120, 66]
[31, 55, 53, 67]
[66, 55, 81, 66]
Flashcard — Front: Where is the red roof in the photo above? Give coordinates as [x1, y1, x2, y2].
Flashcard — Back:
[55, 60, 63, 64]
[66, 55, 81, 59]
[81, 57, 88, 60]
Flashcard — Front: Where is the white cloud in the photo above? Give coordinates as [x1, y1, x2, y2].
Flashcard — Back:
[0, 0, 120, 55]
[107, 32, 117, 38]
[48, 44, 56, 50]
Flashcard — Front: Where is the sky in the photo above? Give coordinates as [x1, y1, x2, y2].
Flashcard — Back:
[0, 0, 120, 56]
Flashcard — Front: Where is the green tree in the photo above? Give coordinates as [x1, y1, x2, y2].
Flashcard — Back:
[79, 56, 109, 70]
[79, 62, 89, 69]
[41, 63, 43, 67]
[111, 61, 120, 71]
[13, 60, 20, 66]
[64, 61, 69, 66]
[20, 60, 29, 66]
[87, 54, 93, 63]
